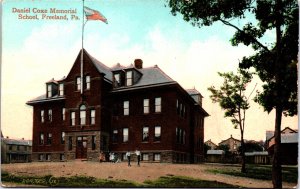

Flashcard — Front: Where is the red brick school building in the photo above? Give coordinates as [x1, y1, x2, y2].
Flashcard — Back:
[27, 49, 208, 163]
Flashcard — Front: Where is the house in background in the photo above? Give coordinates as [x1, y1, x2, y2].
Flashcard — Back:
[266, 127, 298, 165]
[218, 135, 241, 154]
[26, 49, 209, 163]
[1, 135, 32, 163]
[205, 139, 218, 150]
[206, 150, 224, 163]
[245, 151, 269, 164]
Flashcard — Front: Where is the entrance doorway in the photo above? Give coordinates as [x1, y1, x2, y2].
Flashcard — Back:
[76, 136, 87, 159]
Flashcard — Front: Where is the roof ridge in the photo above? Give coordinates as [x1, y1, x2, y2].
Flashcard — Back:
[83, 49, 112, 71]
[153, 65, 174, 82]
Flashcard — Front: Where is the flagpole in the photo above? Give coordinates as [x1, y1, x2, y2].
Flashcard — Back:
[80, 0, 84, 94]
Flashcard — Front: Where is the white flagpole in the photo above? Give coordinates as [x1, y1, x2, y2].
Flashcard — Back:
[80, 0, 85, 94]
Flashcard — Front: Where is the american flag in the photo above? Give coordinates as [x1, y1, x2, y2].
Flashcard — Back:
[84, 6, 108, 24]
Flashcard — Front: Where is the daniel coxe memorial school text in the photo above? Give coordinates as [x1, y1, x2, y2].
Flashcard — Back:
[12, 8, 79, 20]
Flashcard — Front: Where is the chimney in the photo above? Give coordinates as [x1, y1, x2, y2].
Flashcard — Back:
[134, 59, 143, 69]
[22, 138, 24, 140]
[6, 136, 9, 139]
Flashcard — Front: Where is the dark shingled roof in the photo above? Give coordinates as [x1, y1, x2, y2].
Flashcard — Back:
[186, 88, 204, 97]
[2, 138, 32, 146]
[112, 65, 176, 92]
[84, 49, 112, 82]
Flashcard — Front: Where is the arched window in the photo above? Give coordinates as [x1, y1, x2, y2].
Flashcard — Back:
[80, 105, 86, 125]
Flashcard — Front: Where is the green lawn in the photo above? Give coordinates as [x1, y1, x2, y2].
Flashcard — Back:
[207, 164, 298, 183]
[1, 172, 239, 188]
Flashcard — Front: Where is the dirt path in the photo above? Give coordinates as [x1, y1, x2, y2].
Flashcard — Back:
[1, 161, 297, 188]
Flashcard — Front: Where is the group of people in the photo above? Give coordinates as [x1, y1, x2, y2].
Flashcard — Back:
[126, 149, 141, 167]
[98, 149, 141, 167]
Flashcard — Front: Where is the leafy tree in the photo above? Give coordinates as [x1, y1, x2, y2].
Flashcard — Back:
[208, 69, 252, 173]
[216, 144, 230, 154]
[238, 141, 264, 153]
[167, 1, 298, 188]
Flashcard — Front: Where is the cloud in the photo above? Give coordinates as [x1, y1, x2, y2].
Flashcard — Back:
[1, 21, 297, 142]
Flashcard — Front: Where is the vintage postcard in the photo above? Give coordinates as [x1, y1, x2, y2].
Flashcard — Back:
[1, 0, 298, 188]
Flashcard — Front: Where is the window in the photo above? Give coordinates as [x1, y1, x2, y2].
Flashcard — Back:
[154, 153, 161, 161]
[85, 75, 90, 90]
[122, 153, 127, 160]
[123, 128, 129, 142]
[60, 154, 65, 161]
[47, 133, 52, 145]
[142, 127, 149, 142]
[92, 136, 96, 150]
[183, 130, 186, 144]
[38, 154, 44, 161]
[76, 77, 81, 91]
[68, 137, 72, 150]
[143, 99, 149, 114]
[114, 73, 120, 86]
[112, 129, 118, 143]
[80, 105, 86, 125]
[154, 126, 161, 142]
[47, 84, 52, 98]
[41, 110, 44, 123]
[48, 109, 52, 122]
[142, 153, 149, 161]
[176, 127, 180, 143]
[59, 83, 64, 96]
[126, 71, 133, 86]
[46, 154, 51, 161]
[8, 145, 12, 150]
[90, 109, 95, 125]
[155, 97, 161, 113]
[176, 100, 180, 115]
[39, 133, 44, 145]
[176, 128, 185, 144]
[123, 101, 129, 116]
[17, 146, 20, 151]
[62, 108, 66, 121]
[61, 132, 65, 144]
[71, 112, 75, 126]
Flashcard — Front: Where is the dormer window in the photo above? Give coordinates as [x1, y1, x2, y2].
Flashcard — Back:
[126, 71, 132, 86]
[59, 83, 64, 96]
[47, 85, 52, 98]
[114, 73, 120, 87]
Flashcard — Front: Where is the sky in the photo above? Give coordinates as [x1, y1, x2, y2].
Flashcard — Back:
[1, 0, 298, 144]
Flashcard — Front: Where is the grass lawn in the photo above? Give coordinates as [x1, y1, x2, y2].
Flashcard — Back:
[207, 164, 298, 183]
[1, 172, 239, 188]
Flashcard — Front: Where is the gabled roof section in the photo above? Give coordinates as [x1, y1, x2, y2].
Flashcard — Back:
[83, 49, 112, 82]
[112, 65, 176, 92]
[186, 88, 203, 97]
[26, 94, 65, 105]
[219, 135, 241, 145]
[2, 138, 32, 146]
[46, 78, 58, 84]
[111, 63, 126, 71]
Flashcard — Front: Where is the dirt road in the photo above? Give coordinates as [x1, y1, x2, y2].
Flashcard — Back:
[1, 161, 297, 188]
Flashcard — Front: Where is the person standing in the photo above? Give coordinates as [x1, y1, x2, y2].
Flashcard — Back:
[135, 149, 141, 166]
[126, 150, 131, 167]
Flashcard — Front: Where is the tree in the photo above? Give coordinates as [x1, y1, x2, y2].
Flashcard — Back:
[216, 144, 230, 154]
[238, 141, 264, 153]
[208, 69, 252, 173]
[167, 1, 298, 188]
